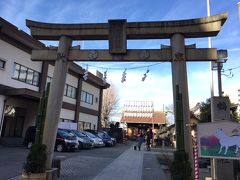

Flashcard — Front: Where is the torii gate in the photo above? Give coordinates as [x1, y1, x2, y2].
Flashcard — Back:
[26, 13, 228, 170]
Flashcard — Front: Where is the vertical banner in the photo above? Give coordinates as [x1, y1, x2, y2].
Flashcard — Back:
[197, 121, 240, 159]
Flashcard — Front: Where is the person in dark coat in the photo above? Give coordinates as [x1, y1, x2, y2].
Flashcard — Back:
[136, 133, 144, 151]
[146, 128, 153, 151]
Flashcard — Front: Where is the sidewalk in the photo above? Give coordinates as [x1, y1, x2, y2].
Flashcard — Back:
[90, 145, 169, 180]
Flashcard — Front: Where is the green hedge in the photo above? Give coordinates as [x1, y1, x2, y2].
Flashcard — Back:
[24, 144, 47, 174]
[170, 150, 192, 180]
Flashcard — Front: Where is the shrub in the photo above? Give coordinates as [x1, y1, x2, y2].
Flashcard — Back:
[23, 144, 47, 174]
[170, 150, 192, 180]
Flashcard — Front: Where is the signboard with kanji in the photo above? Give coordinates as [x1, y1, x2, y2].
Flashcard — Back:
[212, 96, 230, 121]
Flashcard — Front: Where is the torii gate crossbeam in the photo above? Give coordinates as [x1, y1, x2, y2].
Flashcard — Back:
[26, 13, 228, 173]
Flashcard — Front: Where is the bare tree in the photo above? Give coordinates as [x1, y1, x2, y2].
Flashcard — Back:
[101, 85, 119, 128]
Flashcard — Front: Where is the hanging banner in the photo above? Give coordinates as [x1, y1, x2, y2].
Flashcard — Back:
[197, 121, 240, 160]
[58, 122, 77, 130]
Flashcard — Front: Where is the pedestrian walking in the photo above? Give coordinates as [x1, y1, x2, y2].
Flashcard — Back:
[136, 132, 144, 151]
[146, 128, 153, 151]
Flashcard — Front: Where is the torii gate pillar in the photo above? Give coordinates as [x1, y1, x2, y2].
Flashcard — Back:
[171, 33, 194, 167]
[42, 36, 72, 169]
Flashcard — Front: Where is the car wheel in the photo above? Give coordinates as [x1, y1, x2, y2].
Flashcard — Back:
[56, 144, 64, 152]
[27, 142, 33, 149]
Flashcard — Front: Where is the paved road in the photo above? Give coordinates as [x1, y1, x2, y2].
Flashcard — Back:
[1, 142, 174, 180]
[0, 146, 28, 180]
[0, 143, 131, 180]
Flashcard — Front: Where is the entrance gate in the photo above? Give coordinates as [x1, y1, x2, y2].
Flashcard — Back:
[26, 13, 228, 170]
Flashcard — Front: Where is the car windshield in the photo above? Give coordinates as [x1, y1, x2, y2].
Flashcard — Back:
[102, 131, 110, 136]
[98, 131, 109, 138]
[75, 131, 86, 137]
[97, 132, 104, 137]
[68, 132, 76, 136]
[83, 131, 96, 138]
[58, 130, 72, 137]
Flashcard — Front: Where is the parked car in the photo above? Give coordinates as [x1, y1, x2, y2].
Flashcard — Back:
[98, 130, 116, 146]
[65, 130, 94, 149]
[23, 126, 36, 149]
[23, 126, 78, 152]
[56, 129, 79, 152]
[81, 131, 105, 147]
[85, 129, 113, 147]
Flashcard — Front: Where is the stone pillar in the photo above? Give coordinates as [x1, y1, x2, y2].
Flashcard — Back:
[97, 89, 103, 130]
[42, 36, 72, 169]
[75, 78, 82, 124]
[171, 34, 194, 169]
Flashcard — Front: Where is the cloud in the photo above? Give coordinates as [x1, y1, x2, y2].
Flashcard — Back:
[222, 75, 240, 104]
[190, 71, 210, 81]
[223, 84, 239, 104]
[106, 70, 173, 111]
[228, 48, 240, 52]
[188, 70, 212, 107]
[162, 0, 205, 20]
[0, 0, 45, 32]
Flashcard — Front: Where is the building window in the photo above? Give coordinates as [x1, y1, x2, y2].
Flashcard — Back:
[78, 121, 91, 130]
[33, 71, 40, 86]
[46, 76, 52, 84]
[81, 91, 93, 104]
[81, 91, 86, 102]
[26, 69, 33, 84]
[64, 84, 77, 99]
[85, 122, 91, 130]
[60, 118, 74, 123]
[13, 63, 20, 79]
[0, 59, 6, 70]
[45, 76, 52, 89]
[12, 63, 40, 86]
[19, 66, 27, 82]
[79, 121, 84, 131]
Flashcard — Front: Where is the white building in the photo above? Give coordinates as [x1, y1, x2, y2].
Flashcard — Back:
[0, 18, 109, 145]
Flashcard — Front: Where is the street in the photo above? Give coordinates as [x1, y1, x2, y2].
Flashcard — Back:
[0, 143, 131, 180]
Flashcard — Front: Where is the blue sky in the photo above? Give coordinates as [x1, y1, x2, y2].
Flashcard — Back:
[1, 0, 240, 120]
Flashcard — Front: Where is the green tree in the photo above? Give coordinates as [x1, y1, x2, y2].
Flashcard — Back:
[199, 98, 239, 122]
[199, 98, 211, 122]
[230, 104, 240, 122]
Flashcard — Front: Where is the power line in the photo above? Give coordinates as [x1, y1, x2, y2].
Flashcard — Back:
[78, 61, 169, 83]
[223, 65, 240, 72]
[78, 61, 167, 71]
[221, 65, 240, 78]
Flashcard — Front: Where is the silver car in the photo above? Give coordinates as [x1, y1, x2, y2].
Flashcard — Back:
[82, 131, 105, 147]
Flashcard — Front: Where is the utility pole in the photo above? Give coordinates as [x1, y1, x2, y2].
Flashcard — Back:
[238, 2, 240, 21]
[206, 0, 217, 179]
